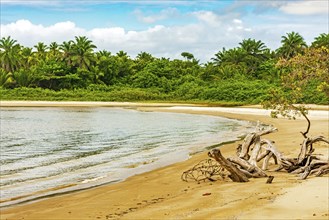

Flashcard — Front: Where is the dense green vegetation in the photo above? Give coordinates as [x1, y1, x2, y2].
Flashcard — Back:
[1, 32, 328, 104]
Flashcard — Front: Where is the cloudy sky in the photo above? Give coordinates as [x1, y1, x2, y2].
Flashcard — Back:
[1, 0, 328, 62]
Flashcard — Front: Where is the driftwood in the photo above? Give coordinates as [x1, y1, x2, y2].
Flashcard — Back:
[208, 126, 277, 182]
[208, 149, 249, 182]
[182, 123, 328, 183]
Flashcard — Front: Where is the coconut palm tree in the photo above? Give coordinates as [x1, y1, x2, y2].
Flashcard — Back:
[239, 38, 268, 58]
[277, 32, 307, 59]
[49, 42, 60, 60]
[0, 36, 21, 72]
[0, 68, 14, 87]
[136, 51, 154, 62]
[211, 47, 227, 66]
[116, 50, 128, 58]
[71, 36, 97, 70]
[20, 47, 34, 68]
[96, 50, 111, 58]
[59, 40, 74, 66]
[33, 42, 48, 62]
[311, 33, 329, 48]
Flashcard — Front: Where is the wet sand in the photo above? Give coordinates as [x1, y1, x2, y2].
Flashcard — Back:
[0, 101, 328, 220]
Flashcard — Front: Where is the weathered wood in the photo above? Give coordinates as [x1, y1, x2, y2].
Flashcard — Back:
[262, 152, 274, 170]
[209, 149, 249, 182]
[311, 164, 329, 176]
[291, 155, 313, 174]
[238, 127, 278, 160]
[228, 156, 267, 177]
[297, 136, 329, 164]
[202, 126, 328, 182]
[257, 149, 270, 162]
[249, 136, 262, 167]
[239, 133, 256, 160]
[261, 139, 287, 169]
[299, 166, 311, 180]
[228, 157, 253, 171]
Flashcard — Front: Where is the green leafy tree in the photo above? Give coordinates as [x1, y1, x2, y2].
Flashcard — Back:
[59, 40, 74, 66]
[93, 50, 112, 84]
[212, 47, 248, 78]
[263, 47, 329, 137]
[0, 36, 21, 73]
[239, 38, 268, 58]
[113, 50, 135, 82]
[211, 47, 226, 66]
[239, 38, 271, 77]
[34, 42, 48, 61]
[199, 62, 219, 81]
[277, 32, 307, 59]
[48, 42, 60, 60]
[0, 69, 14, 87]
[71, 36, 96, 70]
[13, 69, 33, 87]
[311, 33, 329, 48]
[181, 52, 194, 61]
[19, 47, 34, 68]
[134, 51, 155, 72]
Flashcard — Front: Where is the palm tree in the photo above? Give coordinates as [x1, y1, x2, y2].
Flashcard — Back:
[311, 33, 329, 48]
[211, 47, 226, 66]
[0, 69, 14, 87]
[34, 42, 48, 61]
[136, 51, 154, 62]
[49, 42, 60, 59]
[71, 36, 96, 70]
[277, 32, 307, 59]
[13, 69, 33, 87]
[135, 51, 155, 71]
[59, 40, 74, 66]
[20, 46, 34, 68]
[96, 50, 111, 59]
[116, 50, 128, 58]
[115, 50, 134, 79]
[0, 36, 20, 72]
[239, 38, 268, 58]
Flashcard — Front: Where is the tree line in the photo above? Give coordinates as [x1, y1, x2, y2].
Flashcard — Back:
[0, 32, 328, 104]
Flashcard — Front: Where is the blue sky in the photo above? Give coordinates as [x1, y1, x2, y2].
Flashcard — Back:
[1, 0, 328, 62]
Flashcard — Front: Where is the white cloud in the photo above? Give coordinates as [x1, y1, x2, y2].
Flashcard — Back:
[1, 20, 85, 45]
[0, 9, 327, 63]
[233, 19, 242, 24]
[134, 8, 178, 24]
[192, 11, 221, 27]
[2, 18, 240, 62]
[279, 0, 329, 15]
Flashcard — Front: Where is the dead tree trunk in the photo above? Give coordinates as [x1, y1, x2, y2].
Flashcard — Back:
[208, 149, 249, 182]
[297, 136, 329, 164]
[239, 126, 278, 160]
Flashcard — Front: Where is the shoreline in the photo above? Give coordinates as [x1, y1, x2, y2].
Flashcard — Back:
[1, 101, 328, 219]
[0, 104, 255, 208]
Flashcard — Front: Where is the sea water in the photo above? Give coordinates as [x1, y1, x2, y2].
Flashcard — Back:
[0, 107, 255, 207]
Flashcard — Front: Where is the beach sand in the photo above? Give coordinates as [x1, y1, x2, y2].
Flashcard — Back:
[0, 101, 328, 220]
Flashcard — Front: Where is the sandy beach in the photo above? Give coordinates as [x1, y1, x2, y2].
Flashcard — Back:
[0, 101, 328, 220]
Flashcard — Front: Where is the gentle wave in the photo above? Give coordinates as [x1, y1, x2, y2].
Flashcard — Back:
[0, 107, 255, 207]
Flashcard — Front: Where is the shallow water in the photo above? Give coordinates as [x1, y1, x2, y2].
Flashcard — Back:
[0, 107, 255, 206]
